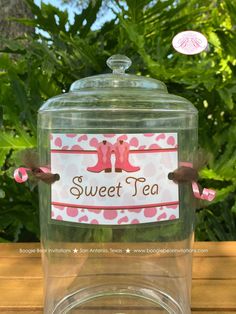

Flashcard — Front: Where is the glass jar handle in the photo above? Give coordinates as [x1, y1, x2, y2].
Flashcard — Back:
[106, 54, 132, 74]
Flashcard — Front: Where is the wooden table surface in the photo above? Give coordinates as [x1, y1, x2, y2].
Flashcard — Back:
[0, 241, 235, 314]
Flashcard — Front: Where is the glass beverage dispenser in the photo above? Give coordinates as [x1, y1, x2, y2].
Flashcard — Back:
[38, 55, 198, 313]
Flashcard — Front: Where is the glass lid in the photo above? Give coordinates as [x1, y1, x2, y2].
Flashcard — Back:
[70, 54, 168, 92]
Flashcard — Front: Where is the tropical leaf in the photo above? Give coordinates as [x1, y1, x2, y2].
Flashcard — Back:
[0, 149, 9, 174]
[0, 132, 36, 150]
[70, 0, 102, 36]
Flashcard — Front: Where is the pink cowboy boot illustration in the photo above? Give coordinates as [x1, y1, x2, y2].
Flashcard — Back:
[87, 140, 112, 173]
[114, 140, 140, 172]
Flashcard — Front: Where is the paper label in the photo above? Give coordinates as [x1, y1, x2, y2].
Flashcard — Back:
[50, 133, 179, 225]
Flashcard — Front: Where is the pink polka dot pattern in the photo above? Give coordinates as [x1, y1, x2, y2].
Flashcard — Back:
[129, 208, 142, 213]
[117, 134, 128, 141]
[54, 137, 62, 147]
[149, 144, 161, 149]
[54, 205, 65, 210]
[90, 138, 98, 148]
[139, 145, 146, 150]
[66, 207, 78, 217]
[78, 134, 88, 142]
[52, 205, 179, 225]
[144, 133, 154, 137]
[130, 137, 139, 147]
[88, 209, 102, 214]
[167, 205, 178, 209]
[103, 210, 118, 220]
[118, 216, 129, 224]
[167, 136, 175, 146]
[50, 132, 177, 151]
[79, 215, 89, 222]
[157, 212, 167, 221]
[156, 133, 165, 141]
[144, 207, 157, 217]
[71, 145, 83, 150]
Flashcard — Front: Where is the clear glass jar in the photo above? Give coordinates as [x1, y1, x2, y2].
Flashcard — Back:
[38, 55, 198, 314]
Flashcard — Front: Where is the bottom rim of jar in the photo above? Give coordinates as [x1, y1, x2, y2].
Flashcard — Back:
[52, 283, 185, 314]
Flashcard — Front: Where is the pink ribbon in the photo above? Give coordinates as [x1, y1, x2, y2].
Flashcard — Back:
[14, 167, 30, 183]
[180, 162, 216, 201]
[192, 181, 216, 201]
[14, 167, 50, 183]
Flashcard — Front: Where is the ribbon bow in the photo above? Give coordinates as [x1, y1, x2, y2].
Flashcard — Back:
[180, 162, 216, 201]
[14, 167, 51, 183]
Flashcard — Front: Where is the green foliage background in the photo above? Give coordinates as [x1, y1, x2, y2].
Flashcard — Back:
[0, 0, 235, 242]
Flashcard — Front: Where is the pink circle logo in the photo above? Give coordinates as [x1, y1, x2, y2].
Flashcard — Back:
[172, 31, 208, 55]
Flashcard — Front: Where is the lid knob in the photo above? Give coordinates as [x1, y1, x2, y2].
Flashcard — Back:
[106, 54, 132, 74]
